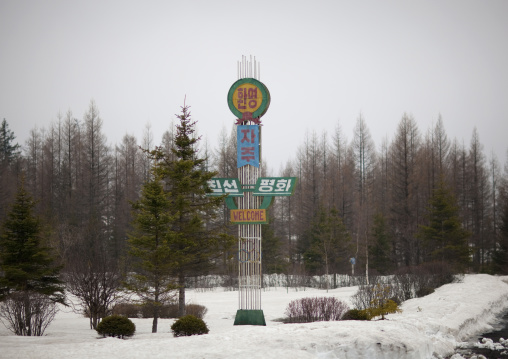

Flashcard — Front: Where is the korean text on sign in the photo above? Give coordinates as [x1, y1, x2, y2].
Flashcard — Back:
[253, 177, 297, 196]
[206, 178, 243, 197]
[237, 125, 259, 168]
[236, 86, 259, 111]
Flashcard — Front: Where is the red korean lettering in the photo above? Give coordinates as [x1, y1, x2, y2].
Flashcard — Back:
[247, 88, 257, 99]
[240, 129, 256, 143]
[237, 88, 246, 110]
[241, 147, 255, 162]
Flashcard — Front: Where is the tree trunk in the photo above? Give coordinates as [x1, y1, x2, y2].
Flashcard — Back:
[178, 272, 186, 317]
[152, 292, 159, 333]
[24, 294, 32, 336]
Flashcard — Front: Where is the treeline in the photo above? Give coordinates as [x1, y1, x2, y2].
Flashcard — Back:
[267, 113, 508, 276]
[1, 102, 508, 284]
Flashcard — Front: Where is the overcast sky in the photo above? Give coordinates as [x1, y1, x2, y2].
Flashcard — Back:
[1, 0, 507, 172]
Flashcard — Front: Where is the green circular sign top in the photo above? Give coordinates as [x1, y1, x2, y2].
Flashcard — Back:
[227, 78, 270, 120]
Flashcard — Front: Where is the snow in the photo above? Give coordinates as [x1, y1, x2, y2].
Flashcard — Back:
[474, 337, 508, 351]
[1, 274, 507, 359]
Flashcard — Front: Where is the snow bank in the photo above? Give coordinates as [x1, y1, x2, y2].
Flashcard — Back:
[0, 274, 507, 359]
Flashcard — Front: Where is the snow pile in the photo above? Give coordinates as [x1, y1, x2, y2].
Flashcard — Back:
[474, 337, 508, 352]
[448, 354, 487, 359]
[0, 274, 507, 359]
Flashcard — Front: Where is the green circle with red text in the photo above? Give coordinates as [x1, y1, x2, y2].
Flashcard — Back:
[227, 78, 270, 120]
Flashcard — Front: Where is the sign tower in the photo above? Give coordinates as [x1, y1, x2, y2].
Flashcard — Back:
[208, 56, 296, 325]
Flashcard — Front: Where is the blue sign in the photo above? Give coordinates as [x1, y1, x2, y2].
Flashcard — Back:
[237, 125, 259, 168]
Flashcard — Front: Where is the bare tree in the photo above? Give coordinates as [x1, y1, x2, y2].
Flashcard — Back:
[65, 234, 123, 329]
[466, 128, 491, 271]
[141, 122, 154, 182]
[431, 115, 450, 182]
[63, 100, 121, 329]
[294, 130, 324, 264]
[110, 134, 143, 259]
[490, 152, 501, 248]
[350, 114, 376, 281]
[389, 113, 421, 267]
[211, 125, 237, 279]
[0, 292, 58, 336]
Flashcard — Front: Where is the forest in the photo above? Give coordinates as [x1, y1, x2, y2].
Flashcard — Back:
[1, 98, 508, 292]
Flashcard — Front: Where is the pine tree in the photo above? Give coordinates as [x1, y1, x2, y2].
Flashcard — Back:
[0, 119, 20, 165]
[148, 103, 234, 317]
[369, 213, 393, 275]
[261, 222, 286, 275]
[0, 119, 20, 222]
[303, 207, 352, 283]
[492, 200, 508, 274]
[0, 177, 65, 335]
[124, 172, 177, 333]
[418, 177, 471, 271]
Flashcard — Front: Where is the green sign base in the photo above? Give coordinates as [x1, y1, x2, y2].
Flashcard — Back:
[233, 309, 266, 326]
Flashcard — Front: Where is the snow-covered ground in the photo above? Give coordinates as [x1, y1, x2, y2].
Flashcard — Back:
[1, 274, 507, 359]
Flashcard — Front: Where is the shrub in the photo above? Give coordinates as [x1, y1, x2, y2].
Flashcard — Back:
[422, 261, 455, 287]
[351, 283, 396, 311]
[284, 297, 349, 323]
[351, 284, 402, 320]
[96, 315, 136, 339]
[171, 315, 209, 337]
[185, 304, 208, 319]
[159, 304, 179, 318]
[112, 303, 140, 318]
[0, 292, 58, 336]
[415, 287, 434, 297]
[342, 309, 371, 321]
[114, 302, 208, 319]
[366, 299, 401, 320]
[392, 261, 455, 302]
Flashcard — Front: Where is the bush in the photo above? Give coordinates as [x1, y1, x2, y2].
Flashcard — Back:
[0, 292, 58, 336]
[415, 287, 434, 297]
[171, 315, 209, 337]
[159, 304, 179, 318]
[185, 304, 208, 319]
[351, 283, 396, 311]
[112, 303, 140, 318]
[284, 297, 349, 323]
[392, 261, 455, 302]
[351, 284, 402, 320]
[342, 309, 371, 321]
[140, 303, 177, 319]
[96, 315, 136, 339]
[366, 299, 401, 320]
[113, 302, 208, 319]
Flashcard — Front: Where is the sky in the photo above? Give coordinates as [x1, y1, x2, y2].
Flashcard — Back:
[1, 0, 508, 172]
[1, 274, 508, 358]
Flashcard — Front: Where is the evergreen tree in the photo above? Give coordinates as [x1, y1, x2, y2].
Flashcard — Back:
[418, 177, 471, 271]
[148, 103, 234, 317]
[369, 212, 393, 275]
[0, 119, 20, 165]
[0, 177, 65, 335]
[124, 172, 177, 333]
[0, 119, 20, 221]
[303, 207, 352, 283]
[492, 200, 508, 274]
[261, 222, 286, 275]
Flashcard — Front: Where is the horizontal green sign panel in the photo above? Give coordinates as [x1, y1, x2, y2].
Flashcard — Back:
[253, 177, 297, 196]
[207, 177, 297, 198]
[206, 178, 243, 197]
